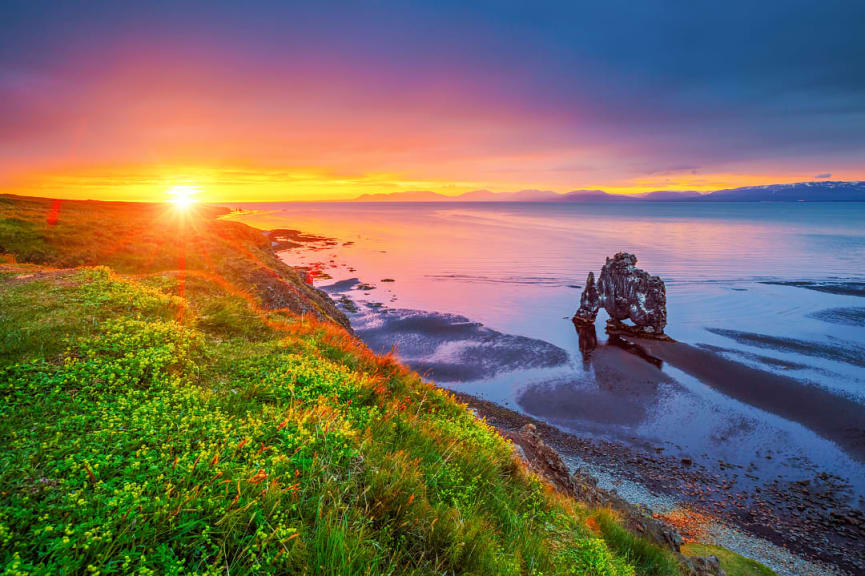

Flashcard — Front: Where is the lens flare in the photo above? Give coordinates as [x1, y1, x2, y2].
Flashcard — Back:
[167, 185, 201, 209]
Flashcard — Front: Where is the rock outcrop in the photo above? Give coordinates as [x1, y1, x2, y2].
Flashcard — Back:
[515, 424, 684, 551]
[511, 424, 725, 576]
[573, 252, 669, 338]
[573, 271, 600, 324]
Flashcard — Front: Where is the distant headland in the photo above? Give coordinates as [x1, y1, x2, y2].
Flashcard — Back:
[352, 180, 865, 203]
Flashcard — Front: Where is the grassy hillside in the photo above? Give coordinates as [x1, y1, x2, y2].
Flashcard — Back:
[0, 195, 683, 575]
[0, 195, 349, 330]
[681, 545, 775, 576]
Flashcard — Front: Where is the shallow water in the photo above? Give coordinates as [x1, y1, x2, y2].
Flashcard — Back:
[228, 202, 865, 503]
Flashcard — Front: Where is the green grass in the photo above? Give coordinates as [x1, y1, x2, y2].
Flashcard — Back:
[0, 195, 686, 574]
[681, 544, 776, 576]
[590, 511, 682, 576]
[0, 194, 346, 328]
[0, 265, 684, 575]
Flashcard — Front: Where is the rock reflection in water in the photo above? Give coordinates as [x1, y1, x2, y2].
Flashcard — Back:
[573, 322, 598, 363]
[572, 320, 663, 370]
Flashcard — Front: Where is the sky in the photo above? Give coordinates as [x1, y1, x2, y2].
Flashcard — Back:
[1, 0, 864, 202]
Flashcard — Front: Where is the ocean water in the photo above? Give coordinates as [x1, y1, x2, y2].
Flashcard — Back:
[228, 202, 865, 502]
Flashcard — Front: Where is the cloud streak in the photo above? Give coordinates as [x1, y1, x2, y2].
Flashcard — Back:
[1, 0, 863, 200]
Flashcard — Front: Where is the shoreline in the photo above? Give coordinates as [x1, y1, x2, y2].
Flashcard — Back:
[266, 223, 864, 576]
[5, 195, 700, 576]
[451, 391, 855, 576]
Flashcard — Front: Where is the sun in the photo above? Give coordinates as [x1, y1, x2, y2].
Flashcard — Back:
[166, 185, 201, 209]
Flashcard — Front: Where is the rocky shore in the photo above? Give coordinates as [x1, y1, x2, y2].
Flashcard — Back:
[268, 228, 864, 576]
[494, 421, 725, 575]
[452, 391, 862, 576]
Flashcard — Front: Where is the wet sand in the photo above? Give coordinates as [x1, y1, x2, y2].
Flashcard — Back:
[517, 344, 672, 430]
[760, 281, 865, 298]
[696, 343, 811, 370]
[631, 336, 865, 462]
[808, 307, 865, 327]
[706, 328, 865, 369]
[319, 277, 570, 382]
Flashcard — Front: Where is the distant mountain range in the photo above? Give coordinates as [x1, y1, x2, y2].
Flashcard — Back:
[352, 181, 865, 202]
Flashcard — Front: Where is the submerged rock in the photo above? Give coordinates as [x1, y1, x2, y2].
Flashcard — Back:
[573, 252, 669, 338]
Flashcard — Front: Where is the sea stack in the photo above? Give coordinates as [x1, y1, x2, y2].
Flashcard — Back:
[573, 252, 669, 338]
[573, 271, 600, 325]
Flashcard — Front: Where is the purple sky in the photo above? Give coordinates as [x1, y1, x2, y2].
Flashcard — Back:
[1, 1, 863, 200]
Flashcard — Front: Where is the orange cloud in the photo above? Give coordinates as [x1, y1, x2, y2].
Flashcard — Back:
[2, 44, 862, 202]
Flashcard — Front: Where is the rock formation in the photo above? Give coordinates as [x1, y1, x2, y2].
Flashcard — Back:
[573, 252, 669, 338]
[573, 271, 600, 324]
[573, 271, 600, 359]
[511, 424, 725, 576]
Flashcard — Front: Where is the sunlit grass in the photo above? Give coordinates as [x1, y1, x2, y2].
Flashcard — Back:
[0, 266, 664, 574]
[681, 544, 777, 576]
[0, 194, 686, 575]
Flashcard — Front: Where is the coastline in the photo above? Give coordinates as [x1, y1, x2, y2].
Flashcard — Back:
[0, 196, 716, 576]
[5, 195, 699, 576]
[265, 222, 865, 576]
[452, 391, 854, 576]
